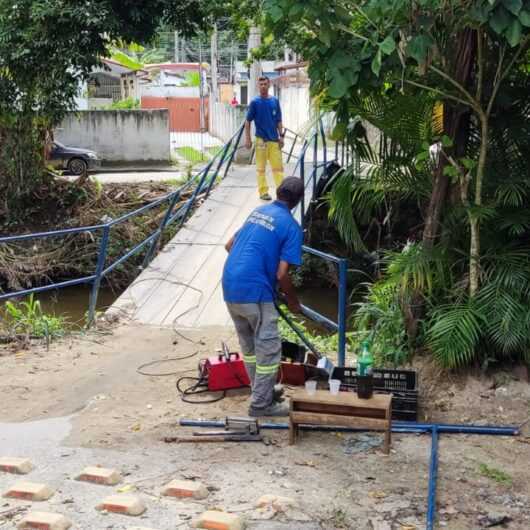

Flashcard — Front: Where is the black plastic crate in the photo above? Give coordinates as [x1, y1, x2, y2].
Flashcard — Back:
[333, 367, 419, 421]
[333, 367, 417, 391]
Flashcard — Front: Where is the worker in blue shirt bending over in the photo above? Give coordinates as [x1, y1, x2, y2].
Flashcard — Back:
[245, 76, 285, 201]
[223, 177, 304, 417]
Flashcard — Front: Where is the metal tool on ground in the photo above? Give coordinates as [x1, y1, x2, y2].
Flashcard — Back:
[167, 416, 262, 444]
[164, 434, 262, 443]
[191, 416, 260, 437]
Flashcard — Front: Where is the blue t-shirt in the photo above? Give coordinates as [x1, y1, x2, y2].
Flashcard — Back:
[222, 201, 303, 303]
[246, 96, 282, 142]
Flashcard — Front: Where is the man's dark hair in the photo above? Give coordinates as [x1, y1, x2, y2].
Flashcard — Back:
[277, 177, 304, 209]
[258, 75, 270, 82]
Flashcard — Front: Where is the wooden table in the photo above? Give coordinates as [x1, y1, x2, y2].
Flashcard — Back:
[289, 390, 393, 453]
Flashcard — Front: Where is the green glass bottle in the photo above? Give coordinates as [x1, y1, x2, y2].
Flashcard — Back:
[358, 340, 374, 377]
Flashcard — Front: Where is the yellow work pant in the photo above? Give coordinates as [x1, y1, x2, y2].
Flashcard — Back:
[255, 138, 284, 196]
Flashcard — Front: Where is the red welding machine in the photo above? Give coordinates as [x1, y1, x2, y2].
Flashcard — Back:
[201, 343, 250, 391]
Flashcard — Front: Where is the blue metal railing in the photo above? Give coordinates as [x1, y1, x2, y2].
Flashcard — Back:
[0, 125, 245, 325]
[1, 117, 352, 365]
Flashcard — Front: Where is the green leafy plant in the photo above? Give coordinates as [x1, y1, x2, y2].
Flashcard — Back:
[4, 294, 66, 340]
[106, 97, 140, 110]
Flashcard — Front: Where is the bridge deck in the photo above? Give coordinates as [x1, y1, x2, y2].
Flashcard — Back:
[112, 162, 308, 328]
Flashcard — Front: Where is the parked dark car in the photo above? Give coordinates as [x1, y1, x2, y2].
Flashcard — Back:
[49, 141, 100, 175]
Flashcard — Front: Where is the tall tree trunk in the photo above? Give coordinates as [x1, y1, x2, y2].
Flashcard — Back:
[403, 29, 477, 345]
[422, 28, 477, 248]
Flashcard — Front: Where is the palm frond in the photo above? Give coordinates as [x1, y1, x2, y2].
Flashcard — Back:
[427, 301, 486, 368]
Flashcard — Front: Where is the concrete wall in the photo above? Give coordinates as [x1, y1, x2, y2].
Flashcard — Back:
[209, 100, 247, 143]
[57, 110, 170, 163]
[279, 85, 311, 134]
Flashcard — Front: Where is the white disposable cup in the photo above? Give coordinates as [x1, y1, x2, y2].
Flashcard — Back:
[329, 379, 341, 395]
[305, 380, 317, 395]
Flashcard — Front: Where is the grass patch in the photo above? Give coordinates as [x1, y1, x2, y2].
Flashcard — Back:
[176, 146, 206, 163]
[478, 463, 512, 486]
[3, 294, 66, 341]
[207, 146, 223, 157]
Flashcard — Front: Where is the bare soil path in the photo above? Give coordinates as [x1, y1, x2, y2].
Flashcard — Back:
[0, 322, 529, 529]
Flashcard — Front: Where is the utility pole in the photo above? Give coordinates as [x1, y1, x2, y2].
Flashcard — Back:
[211, 23, 219, 102]
[247, 26, 262, 102]
[174, 31, 179, 63]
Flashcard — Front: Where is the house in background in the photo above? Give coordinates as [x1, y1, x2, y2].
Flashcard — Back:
[139, 62, 210, 133]
[85, 59, 143, 109]
[232, 60, 280, 105]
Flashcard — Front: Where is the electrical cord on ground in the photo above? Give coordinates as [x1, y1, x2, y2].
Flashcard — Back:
[136, 353, 199, 377]
[176, 375, 226, 404]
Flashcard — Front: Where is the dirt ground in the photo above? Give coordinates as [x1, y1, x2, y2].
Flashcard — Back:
[0, 320, 529, 530]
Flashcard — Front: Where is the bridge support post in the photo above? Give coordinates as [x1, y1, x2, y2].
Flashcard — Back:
[141, 190, 182, 270]
[337, 258, 348, 366]
[87, 225, 110, 327]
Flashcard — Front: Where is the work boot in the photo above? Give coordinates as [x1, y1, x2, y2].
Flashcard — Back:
[260, 192, 272, 201]
[249, 400, 290, 417]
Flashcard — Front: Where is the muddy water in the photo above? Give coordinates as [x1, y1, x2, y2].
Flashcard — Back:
[2, 284, 344, 332]
[1, 285, 121, 329]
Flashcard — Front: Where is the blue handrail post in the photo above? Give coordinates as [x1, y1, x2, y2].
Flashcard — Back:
[299, 149, 305, 228]
[222, 125, 245, 180]
[313, 131, 317, 175]
[426, 426, 439, 530]
[142, 191, 181, 269]
[337, 258, 348, 366]
[87, 225, 111, 327]
[205, 140, 231, 197]
[319, 118, 327, 167]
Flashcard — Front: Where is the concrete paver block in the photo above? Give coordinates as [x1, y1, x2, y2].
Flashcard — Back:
[76, 466, 122, 485]
[0, 458, 33, 475]
[97, 495, 146, 516]
[162, 479, 208, 500]
[4, 481, 54, 501]
[192, 510, 243, 530]
[17, 511, 72, 530]
[127, 527, 160, 530]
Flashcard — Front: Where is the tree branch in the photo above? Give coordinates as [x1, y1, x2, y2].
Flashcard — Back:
[476, 28, 484, 105]
[429, 64, 480, 111]
[403, 79, 473, 108]
[487, 35, 530, 117]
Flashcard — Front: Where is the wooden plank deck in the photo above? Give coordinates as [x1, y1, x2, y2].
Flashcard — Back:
[110, 163, 303, 328]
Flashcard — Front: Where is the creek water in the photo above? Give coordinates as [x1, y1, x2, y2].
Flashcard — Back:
[0, 285, 121, 329]
[1, 284, 345, 333]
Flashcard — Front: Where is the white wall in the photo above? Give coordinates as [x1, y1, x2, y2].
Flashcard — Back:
[57, 110, 170, 163]
[279, 85, 311, 135]
[209, 100, 247, 143]
[140, 85, 201, 98]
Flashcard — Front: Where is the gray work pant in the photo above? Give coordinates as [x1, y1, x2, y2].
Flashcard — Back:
[226, 302, 281, 410]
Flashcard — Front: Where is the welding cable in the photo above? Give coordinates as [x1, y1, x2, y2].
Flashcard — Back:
[136, 353, 200, 377]
[176, 375, 226, 404]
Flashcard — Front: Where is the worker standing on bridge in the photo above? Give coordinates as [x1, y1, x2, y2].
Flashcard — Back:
[223, 177, 304, 417]
[245, 76, 285, 201]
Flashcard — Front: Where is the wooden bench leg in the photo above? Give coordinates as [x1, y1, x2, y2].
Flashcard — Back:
[289, 419, 296, 445]
[384, 426, 391, 454]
